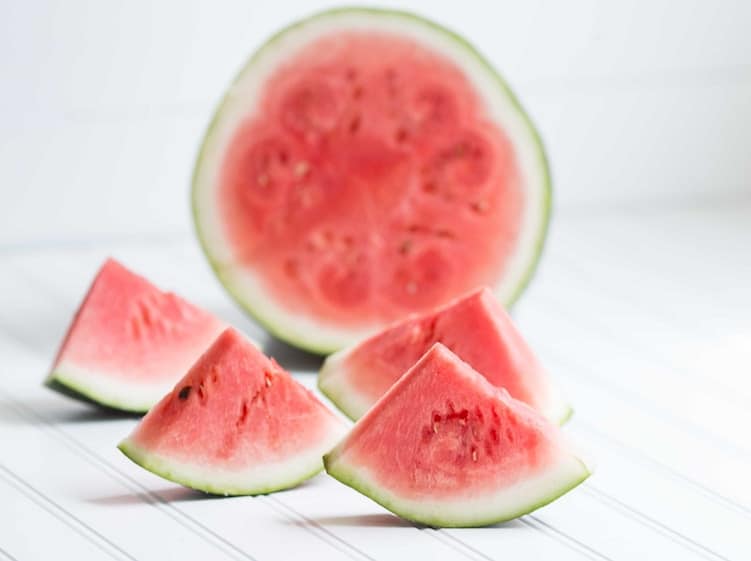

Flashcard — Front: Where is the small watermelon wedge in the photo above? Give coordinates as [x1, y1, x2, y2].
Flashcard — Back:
[192, 7, 551, 354]
[319, 287, 570, 424]
[118, 328, 347, 495]
[46, 258, 226, 412]
[324, 343, 590, 527]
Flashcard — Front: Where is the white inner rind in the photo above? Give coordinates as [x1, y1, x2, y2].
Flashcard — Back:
[193, 9, 549, 353]
[326, 445, 589, 527]
[539, 387, 573, 425]
[119, 417, 346, 495]
[49, 362, 175, 412]
[317, 347, 374, 420]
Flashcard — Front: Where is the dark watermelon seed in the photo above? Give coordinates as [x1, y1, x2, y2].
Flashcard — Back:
[349, 115, 361, 134]
[470, 200, 489, 214]
[236, 401, 249, 427]
[178, 386, 192, 400]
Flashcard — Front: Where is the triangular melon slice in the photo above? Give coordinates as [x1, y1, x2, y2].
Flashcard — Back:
[119, 328, 347, 495]
[324, 343, 590, 527]
[45, 259, 226, 413]
[46, 258, 226, 412]
[319, 287, 570, 423]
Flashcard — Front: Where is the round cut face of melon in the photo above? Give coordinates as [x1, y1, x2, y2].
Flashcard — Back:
[324, 344, 589, 527]
[193, 8, 550, 353]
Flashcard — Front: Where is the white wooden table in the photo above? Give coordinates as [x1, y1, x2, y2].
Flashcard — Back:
[1, 206, 749, 561]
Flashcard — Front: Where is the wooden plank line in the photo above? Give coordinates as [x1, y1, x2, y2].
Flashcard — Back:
[575, 420, 751, 518]
[522, 516, 613, 561]
[539, 343, 749, 459]
[0, 390, 257, 561]
[258, 496, 377, 561]
[582, 486, 732, 561]
[0, 545, 20, 561]
[534, 284, 750, 406]
[424, 529, 498, 561]
[0, 464, 137, 561]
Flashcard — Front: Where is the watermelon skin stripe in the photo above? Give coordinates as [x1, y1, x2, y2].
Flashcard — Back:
[191, 6, 552, 355]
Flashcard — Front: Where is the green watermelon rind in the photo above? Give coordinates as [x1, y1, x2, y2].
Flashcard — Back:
[191, 6, 552, 355]
[117, 438, 327, 496]
[324, 452, 590, 528]
[45, 370, 152, 414]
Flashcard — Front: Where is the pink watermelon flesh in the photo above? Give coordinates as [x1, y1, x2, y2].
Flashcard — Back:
[118, 328, 347, 495]
[47, 258, 226, 412]
[319, 287, 570, 423]
[219, 31, 522, 328]
[324, 343, 589, 527]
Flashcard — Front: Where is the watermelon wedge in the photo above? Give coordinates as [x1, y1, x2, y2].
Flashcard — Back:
[46, 258, 226, 413]
[118, 328, 347, 495]
[192, 7, 551, 353]
[319, 287, 570, 424]
[324, 343, 590, 527]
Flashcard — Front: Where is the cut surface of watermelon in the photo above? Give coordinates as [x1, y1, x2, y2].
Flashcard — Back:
[119, 328, 347, 495]
[193, 7, 551, 353]
[46, 258, 226, 412]
[319, 287, 570, 424]
[325, 344, 589, 527]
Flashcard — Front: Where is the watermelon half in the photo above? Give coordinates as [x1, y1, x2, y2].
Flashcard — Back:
[119, 328, 347, 495]
[325, 343, 589, 527]
[46, 259, 226, 412]
[319, 287, 570, 424]
[192, 7, 551, 353]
